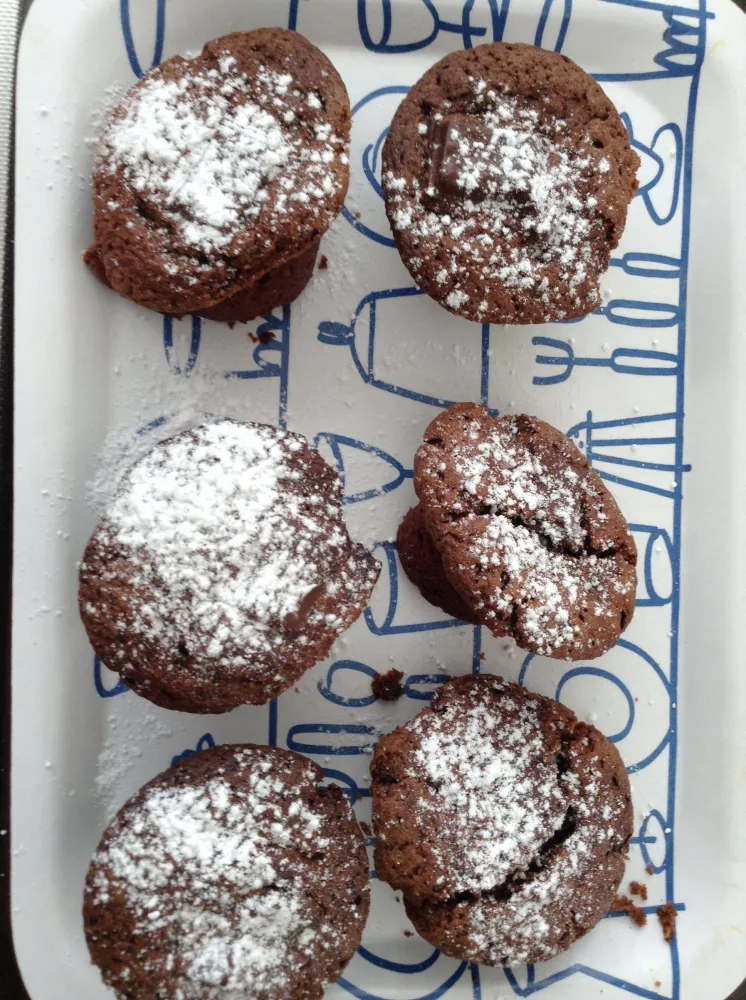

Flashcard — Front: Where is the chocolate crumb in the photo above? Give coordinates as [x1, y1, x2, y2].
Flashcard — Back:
[612, 895, 647, 928]
[354, 211, 361, 219]
[629, 880, 648, 901]
[479, 651, 486, 661]
[249, 329, 276, 344]
[645, 864, 654, 876]
[359, 821, 372, 837]
[655, 981, 662, 989]
[657, 902, 677, 943]
[318, 255, 329, 270]
[372, 668, 404, 701]
[403, 930, 414, 937]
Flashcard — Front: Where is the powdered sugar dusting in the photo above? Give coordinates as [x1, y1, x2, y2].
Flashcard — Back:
[84, 420, 377, 673]
[452, 420, 590, 549]
[380, 678, 631, 965]
[418, 411, 636, 657]
[88, 749, 345, 997]
[412, 683, 566, 891]
[99, 53, 347, 253]
[384, 83, 612, 318]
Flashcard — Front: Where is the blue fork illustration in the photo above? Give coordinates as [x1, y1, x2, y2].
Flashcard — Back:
[533, 336, 679, 386]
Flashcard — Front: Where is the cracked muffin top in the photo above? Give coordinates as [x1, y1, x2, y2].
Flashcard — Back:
[413, 403, 637, 660]
[371, 674, 633, 965]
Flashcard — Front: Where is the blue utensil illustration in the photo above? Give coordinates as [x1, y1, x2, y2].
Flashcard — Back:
[162, 307, 291, 429]
[119, 0, 165, 78]
[534, 336, 679, 386]
[534, 0, 572, 51]
[314, 433, 412, 505]
[163, 308, 290, 381]
[365, 541, 474, 635]
[633, 808, 671, 875]
[93, 655, 128, 699]
[356, 0, 509, 54]
[621, 114, 684, 225]
[339, 954, 471, 997]
[163, 315, 201, 377]
[403, 674, 451, 701]
[629, 522, 674, 606]
[519, 637, 673, 774]
[341, 86, 409, 248]
[319, 287, 491, 408]
[321, 767, 371, 802]
[610, 252, 681, 279]
[595, 0, 712, 82]
[567, 410, 690, 499]
[287, 723, 378, 757]
[171, 732, 215, 767]
[317, 660, 379, 708]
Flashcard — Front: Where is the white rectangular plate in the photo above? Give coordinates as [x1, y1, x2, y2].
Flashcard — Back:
[12, 1, 746, 998]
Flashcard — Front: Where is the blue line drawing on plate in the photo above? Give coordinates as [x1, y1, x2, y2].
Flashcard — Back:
[288, 0, 300, 30]
[520, 638, 672, 773]
[534, 0, 572, 51]
[556, 667, 635, 741]
[605, 902, 684, 920]
[289, 1, 706, 994]
[341, 86, 409, 247]
[357, 947, 442, 974]
[338, 960, 469, 1000]
[171, 732, 215, 767]
[405, 674, 452, 700]
[533, 336, 679, 386]
[365, 541, 473, 635]
[163, 315, 201, 377]
[319, 288, 491, 408]
[567, 411, 691, 499]
[597, 300, 680, 326]
[318, 660, 379, 708]
[630, 523, 674, 606]
[621, 115, 684, 225]
[120, 0, 166, 79]
[287, 723, 378, 756]
[318, 662, 452, 707]
[610, 252, 681, 279]
[503, 961, 675, 999]
[594, 0, 713, 82]
[93, 655, 128, 698]
[634, 808, 670, 873]
[356, 0, 509, 54]
[322, 767, 371, 801]
[163, 307, 291, 392]
[314, 433, 413, 505]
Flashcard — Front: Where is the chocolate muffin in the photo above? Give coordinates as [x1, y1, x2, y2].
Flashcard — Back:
[382, 42, 639, 324]
[371, 675, 633, 966]
[409, 403, 636, 659]
[86, 29, 351, 322]
[84, 744, 370, 1000]
[396, 503, 479, 624]
[79, 420, 380, 713]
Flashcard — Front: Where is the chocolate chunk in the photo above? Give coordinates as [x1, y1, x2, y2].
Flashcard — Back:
[426, 115, 491, 201]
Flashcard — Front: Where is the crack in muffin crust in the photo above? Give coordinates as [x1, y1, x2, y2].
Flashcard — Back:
[371, 675, 633, 966]
[409, 403, 637, 659]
